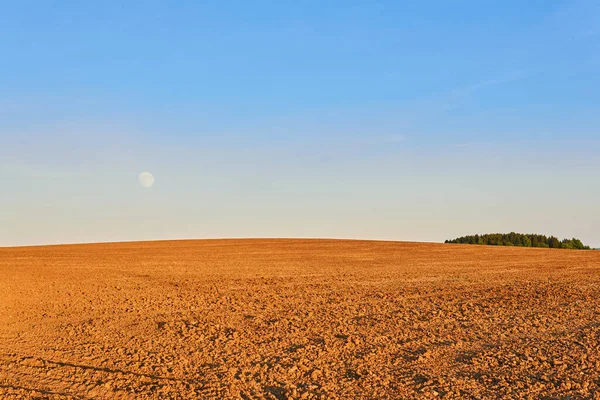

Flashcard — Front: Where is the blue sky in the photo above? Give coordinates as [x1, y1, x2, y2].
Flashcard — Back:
[1, 0, 599, 246]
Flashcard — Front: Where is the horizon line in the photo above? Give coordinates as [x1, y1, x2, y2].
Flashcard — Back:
[0, 237, 442, 249]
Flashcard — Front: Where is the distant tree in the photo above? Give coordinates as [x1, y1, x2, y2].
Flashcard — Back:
[445, 233, 590, 250]
[548, 236, 560, 249]
[561, 239, 573, 249]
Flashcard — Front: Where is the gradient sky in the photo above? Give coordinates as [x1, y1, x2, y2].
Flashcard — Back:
[1, 0, 599, 247]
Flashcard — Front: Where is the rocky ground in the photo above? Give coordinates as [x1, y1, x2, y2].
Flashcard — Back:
[1, 239, 599, 399]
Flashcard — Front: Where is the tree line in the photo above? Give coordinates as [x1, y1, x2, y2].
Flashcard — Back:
[445, 233, 591, 250]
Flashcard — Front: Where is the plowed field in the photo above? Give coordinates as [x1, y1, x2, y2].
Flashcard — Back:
[1, 239, 599, 399]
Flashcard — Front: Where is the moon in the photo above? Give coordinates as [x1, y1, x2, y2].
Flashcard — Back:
[138, 172, 155, 188]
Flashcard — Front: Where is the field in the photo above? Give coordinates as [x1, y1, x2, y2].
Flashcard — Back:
[1, 239, 599, 399]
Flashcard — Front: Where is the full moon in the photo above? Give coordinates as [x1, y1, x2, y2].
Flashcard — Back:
[138, 172, 155, 188]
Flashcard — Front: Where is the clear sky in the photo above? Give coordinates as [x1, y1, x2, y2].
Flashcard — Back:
[1, 0, 599, 247]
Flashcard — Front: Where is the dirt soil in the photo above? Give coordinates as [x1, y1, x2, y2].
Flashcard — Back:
[1, 239, 599, 399]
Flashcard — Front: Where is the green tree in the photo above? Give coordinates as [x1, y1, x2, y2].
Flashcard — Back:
[445, 233, 590, 250]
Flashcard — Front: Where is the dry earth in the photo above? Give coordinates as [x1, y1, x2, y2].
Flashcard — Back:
[1, 239, 599, 399]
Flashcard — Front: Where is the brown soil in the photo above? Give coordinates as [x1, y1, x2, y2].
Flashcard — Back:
[1, 239, 599, 399]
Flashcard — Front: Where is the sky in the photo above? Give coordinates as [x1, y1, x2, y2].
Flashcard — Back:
[1, 0, 599, 247]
